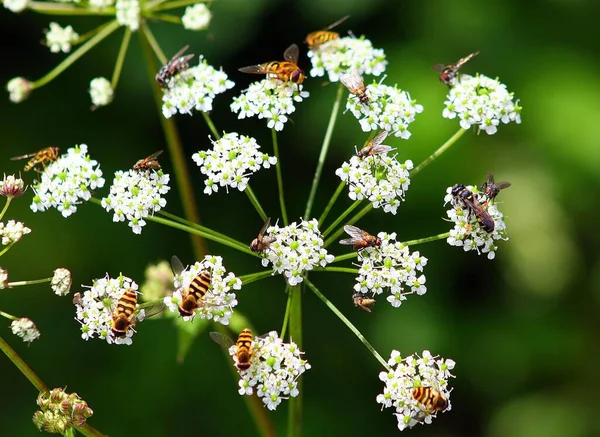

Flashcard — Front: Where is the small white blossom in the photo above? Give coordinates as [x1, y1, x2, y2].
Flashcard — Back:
[0, 220, 31, 245]
[336, 153, 413, 215]
[260, 219, 334, 286]
[45, 22, 79, 54]
[182, 3, 212, 30]
[352, 232, 428, 308]
[377, 350, 454, 431]
[346, 82, 423, 138]
[89, 77, 114, 108]
[192, 132, 277, 194]
[3, 0, 29, 13]
[164, 255, 240, 325]
[231, 78, 308, 131]
[0, 267, 7, 289]
[442, 74, 522, 135]
[230, 331, 310, 411]
[101, 169, 170, 234]
[307, 36, 387, 82]
[11, 318, 40, 343]
[7, 77, 33, 103]
[115, 0, 140, 31]
[0, 174, 25, 198]
[89, 0, 114, 6]
[30, 145, 105, 218]
[51, 268, 72, 296]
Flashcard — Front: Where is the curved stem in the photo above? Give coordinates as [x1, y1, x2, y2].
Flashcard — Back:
[0, 335, 47, 393]
[244, 185, 267, 222]
[404, 231, 450, 246]
[202, 112, 221, 139]
[324, 203, 372, 248]
[0, 243, 14, 258]
[411, 128, 468, 176]
[110, 28, 131, 89]
[280, 285, 292, 340]
[287, 283, 303, 437]
[271, 129, 288, 225]
[323, 200, 361, 238]
[304, 83, 344, 219]
[317, 180, 345, 228]
[0, 198, 12, 221]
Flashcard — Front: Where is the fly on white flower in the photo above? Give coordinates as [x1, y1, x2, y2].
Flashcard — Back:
[432, 51, 480, 87]
[155, 46, 195, 88]
[304, 15, 350, 50]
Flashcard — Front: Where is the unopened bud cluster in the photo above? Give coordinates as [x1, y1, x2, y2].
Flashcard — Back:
[33, 388, 93, 433]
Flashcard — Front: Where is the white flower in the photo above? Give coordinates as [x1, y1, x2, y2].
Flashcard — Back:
[231, 78, 308, 131]
[442, 74, 522, 135]
[115, 0, 140, 31]
[192, 132, 277, 194]
[101, 169, 170, 234]
[336, 153, 413, 215]
[89, 77, 114, 108]
[0, 267, 7, 289]
[89, 0, 114, 6]
[51, 268, 72, 296]
[45, 22, 79, 54]
[346, 81, 423, 139]
[377, 350, 454, 431]
[444, 185, 508, 259]
[231, 331, 310, 410]
[352, 232, 428, 308]
[307, 36, 387, 82]
[260, 219, 334, 286]
[0, 174, 25, 198]
[11, 318, 40, 343]
[7, 77, 33, 103]
[164, 255, 240, 325]
[0, 220, 31, 245]
[182, 3, 212, 30]
[30, 144, 105, 218]
[3, 0, 29, 13]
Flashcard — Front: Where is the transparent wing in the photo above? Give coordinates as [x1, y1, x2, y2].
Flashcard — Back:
[454, 51, 480, 69]
[258, 217, 272, 236]
[10, 152, 37, 161]
[340, 70, 364, 91]
[283, 44, 299, 64]
[143, 150, 164, 161]
[137, 301, 166, 321]
[369, 145, 393, 156]
[486, 172, 495, 185]
[432, 63, 445, 73]
[324, 15, 350, 31]
[210, 332, 234, 349]
[339, 237, 362, 246]
[369, 130, 388, 147]
[169, 45, 190, 62]
[495, 181, 512, 190]
[239, 64, 269, 75]
[343, 225, 364, 239]
[170, 255, 185, 275]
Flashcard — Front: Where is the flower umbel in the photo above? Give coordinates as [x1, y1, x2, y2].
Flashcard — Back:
[51, 268, 72, 296]
[182, 3, 212, 30]
[0, 220, 31, 245]
[10, 318, 41, 343]
[89, 77, 114, 108]
[45, 22, 79, 54]
[0, 174, 26, 198]
[7, 77, 33, 103]
[33, 388, 93, 433]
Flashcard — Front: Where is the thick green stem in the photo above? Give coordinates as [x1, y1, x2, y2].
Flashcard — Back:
[287, 284, 303, 437]
[317, 180, 345, 228]
[110, 28, 131, 89]
[245, 185, 267, 222]
[304, 83, 344, 219]
[271, 129, 288, 225]
[324, 203, 372, 247]
[323, 200, 361, 238]
[0, 311, 17, 320]
[404, 231, 450, 246]
[411, 128, 468, 176]
[202, 112, 221, 139]
[0, 197, 11, 221]
[7, 277, 51, 287]
[0, 336, 47, 393]
[280, 285, 293, 339]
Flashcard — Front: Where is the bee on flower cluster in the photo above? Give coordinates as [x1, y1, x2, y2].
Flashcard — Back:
[133, 150, 164, 171]
[239, 44, 305, 85]
[304, 15, 350, 49]
[11, 146, 60, 172]
[171, 255, 212, 317]
[110, 288, 165, 338]
[210, 328, 261, 371]
[155, 45, 195, 87]
[433, 51, 480, 87]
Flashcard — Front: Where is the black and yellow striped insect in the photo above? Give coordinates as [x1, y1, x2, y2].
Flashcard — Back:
[304, 15, 350, 50]
[111, 289, 165, 338]
[171, 255, 212, 318]
[210, 328, 257, 371]
[239, 44, 305, 84]
[11, 146, 60, 172]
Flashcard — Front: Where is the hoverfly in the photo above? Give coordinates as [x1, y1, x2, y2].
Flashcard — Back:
[433, 51, 480, 87]
[412, 385, 449, 416]
[239, 44, 305, 85]
[304, 15, 350, 50]
[11, 147, 60, 172]
[133, 150, 164, 171]
[155, 45, 195, 87]
[210, 328, 262, 371]
[352, 293, 376, 314]
[111, 288, 165, 338]
[171, 255, 211, 318]
[451, 184, 495, 233]
[249, 217, 277, 253]
[356, 130, 393, 159]
[480, 172, 511, 203]
[340, 225, 382, 254]
[340, 70, 369, 105]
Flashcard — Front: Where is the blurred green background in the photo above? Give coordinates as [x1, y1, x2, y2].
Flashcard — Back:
[1, 0, 599, 436]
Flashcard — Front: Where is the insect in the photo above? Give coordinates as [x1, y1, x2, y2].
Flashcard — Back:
[451, 184, 495, 233]
[249, 217, 277, 253]
[352, 293, 376, 314]
[210, 328, 258, 371]
[433, 51, 480, 87]
[304, 15, 350, 50]
[238, 44, 305, 85]
[72, 292, 83, 306]
[171, 255, 211, 318]
[11, 147, 60, 172]
[412, 386, 449, 416]
[111, 288, 165, 338]
[340, 70, 369, 105]
[133, 150, 164, 171]
[155, 45, 195, 87]
[480, 172, 511, 203]
[356, 130, 393, 158]
[339, 225, 382, 254]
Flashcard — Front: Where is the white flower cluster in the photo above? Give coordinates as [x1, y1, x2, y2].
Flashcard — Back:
[444, 185, 508, 260]
[336, 154, 413, 215]
[346, 82, 423, 138]
[0, 220, 31, 245]
[30, 144, 105, 218]
[442, 74, 522, 135]
[377, 350, 455, 431]
[45, 22, 79, 54]
[182, 3, 212, 30]
[234, 331, 310, 411]
[260, 219, 334, 286]
[161, 57, 234, 118]
[164, 255, 240, 324]
[307, 36, 387, 82]
[353, 232, 427, 307]
[192, 132, 277, 194]
[89, 0, 114, 7]
[7, 77, 32, 103]
[51, 268, 72, 296]
[89, 77, 114, 108]
[115, 0, 140, 31]
[231, 78, 309, 131]
[10, 318, 40, 343]
[3, 0, 29, 13]
[101, 169, 171, 234]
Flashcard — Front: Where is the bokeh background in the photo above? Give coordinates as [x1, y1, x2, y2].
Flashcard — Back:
[1, 0, 599, 436]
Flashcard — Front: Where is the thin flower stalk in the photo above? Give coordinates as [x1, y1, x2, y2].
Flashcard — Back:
[271, 128, 288, 226]
[322, 199, 361, 238]
[411, 128, 468, 176]
[110, 28, 131, 89]
[324, 203, 373, 247]
[244, 185, 268, 222]
[404, 232, 451, 246]
[317, 180, 346, 227]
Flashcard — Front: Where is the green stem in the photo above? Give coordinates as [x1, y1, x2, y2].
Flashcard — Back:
[202, 112, 221, 139]
[280, 285, 292, 339]
[322, 200, 361, 238]
[0, 311, 17, 321]
[237, 270, 274, 286]
[29, 2, 115, 15]
[287, 284, 303, 437]
[317, 181, 345, 228]
[324, 203, 372, 248]
[0, 197, 11, 221]
[72, 23, 108, 46]
[404, 231, 450, 246]
[7, 278, 51, 287]
[33, 20, 119, 89]
[141, 22, 167, 64]
[110, 28, 131, 89]
[0, 243, 14, 258]
[312, 267, 358, 274]
[153, 0, 208, 11]
[303, 277, 391, 371]
[411, 128, 468, 176]
[331, 252, 356, 264]
[271, 129, 288, 225]
[245, 185, 268, 222]
[0, 335, 47, 392]
[304, 83, 344, 219]
[157, 210, 243, 248]
[147, 13, 182, 24]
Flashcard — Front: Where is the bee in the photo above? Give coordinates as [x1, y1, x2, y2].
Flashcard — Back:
[239, 44, 305, 85]
[111, 288, 165, 338]
[155, 45, 195, 87]
[451, 184, 495, 233]
[433, 51, 480, 87]
[480, 172, 511, 203]
[171, 255, 211, 318]
[133, 150, 164, 171]
[340, 225, 382, 254]
[210, 328, 258, 371]
[11, 146, 60, 172]
[304, 15, 350, 50]
[412, 386, 449, 416]
[356, 130, 393, 158]
[249, 217, 277, 253]
[340, 70, 369, 105]
[352, 293, 376, 314]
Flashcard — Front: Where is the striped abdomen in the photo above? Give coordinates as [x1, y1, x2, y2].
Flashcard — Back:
[305, 31, 339, 49]
[412, 387, 448, 413]
[178, 271, 211, 317]
[111, 288, 138, 337]
[235, 328, 254, 370]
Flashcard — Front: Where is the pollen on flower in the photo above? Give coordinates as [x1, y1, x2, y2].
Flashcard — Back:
[89, 77, 114, 108]
[51, 268, 72, 296]
[0, 174, 25, 198]
[3, 0, 29, 13]
[182, 3, 212, 30]
[230, 78, 309, 131]
[7, 77, 33, 103]
[10, 317, 40, 343]
[45, 22, 79, 54]
[115, 0, 140, 31]
[0, 220, 31, 245]
[192, 132, 277, 194]
[30, 144, 105, 218]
